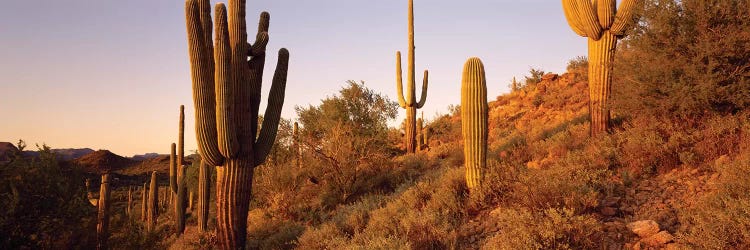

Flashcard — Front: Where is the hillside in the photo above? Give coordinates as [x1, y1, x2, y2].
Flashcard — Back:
[72, 150, 136, 174]
[0, 142, 19, 163]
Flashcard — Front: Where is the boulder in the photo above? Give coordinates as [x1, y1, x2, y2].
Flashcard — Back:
[627, 220, 660, 238]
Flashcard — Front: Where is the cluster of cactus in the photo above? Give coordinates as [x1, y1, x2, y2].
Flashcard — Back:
[97, 174, 111, 250]
[461, 58, 488, 190]
[185, 0, 289, 247]
[561, 0, 639, 136]
[396, 0, 429, 154]
[147, 171, 158, 232]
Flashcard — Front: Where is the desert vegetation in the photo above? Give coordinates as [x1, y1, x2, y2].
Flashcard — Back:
[1, 0, 749, 249]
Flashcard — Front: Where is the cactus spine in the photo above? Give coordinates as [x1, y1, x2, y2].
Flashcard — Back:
[96, 174, 111, 250]
[185, 0, 289, 247]
[147, 171, 158, 232]
[396, 0, 429, 154]
[562, 0, 639, 136]
[197, 159, 210, 232]
[461, 58, 488, 190]
[141, 183, 147, 222]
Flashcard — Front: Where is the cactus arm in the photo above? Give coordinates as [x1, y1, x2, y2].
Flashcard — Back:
[567, 0, 603, 40]
[562, 0, 588, 37]
[415, 70, 428, 109]
[395, 51, 408, 108]
[610, 0, 639, 35]
[198, 0, 214, 70]
[247, 12, 271, 146]
[227, 0, 254, 152]
[186, 0, 223, 166]
[214, 4, 240, 158]
[254, 49, 289, 167]
[597, 0, 616, 29]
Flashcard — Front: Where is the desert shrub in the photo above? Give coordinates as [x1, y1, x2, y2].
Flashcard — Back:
[524, 68, 545, 86]
[245, 209, 305, 250]
[483, 207, 603, 250]
[0, 142, 96, 249]
[614, 0, 750, 118]
[677, 151, 750, 248]
[566, 56, 588, 76]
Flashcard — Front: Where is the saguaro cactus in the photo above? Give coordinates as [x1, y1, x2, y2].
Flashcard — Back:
[185, 0, 289, 248]
[396, 0, 429, 154]
[293, 122, 301, 168]
[141, 183, 147, 222]
[562, 0, 639, 136]
[147, 171, 158, 232]
[169, 143, 177, 201]
[416, 118, 424, 151]
[127, 186, 133, 218]
[461, 58, 488, 190]
[197, 159, 210, 232]
[176, 165, 187, 235]
[97, 174, 111, 250]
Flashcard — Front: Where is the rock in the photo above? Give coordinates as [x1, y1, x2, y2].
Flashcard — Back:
[641, 231, 674, 246]
[627, 220, 660, 238]
[601, 207, 617, 216]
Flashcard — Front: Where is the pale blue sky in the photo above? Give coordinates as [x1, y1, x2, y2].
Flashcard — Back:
[0, 0, 586, 156]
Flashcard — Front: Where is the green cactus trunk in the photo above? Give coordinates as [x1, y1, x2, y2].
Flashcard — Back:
[176, 165, 187, 235]
[141, 183, 147, 222]
[562, 0, 639, 136]
[198, 159, 210, 231]
[588, 31, 617, 136]
[96, 174, 111, 250]
[185, 0, 289, 248]
[147, 171, 158, 232]
[396, 0, 428, 154]
[170, 143, 177, 200]
[461, 58, 488, 190]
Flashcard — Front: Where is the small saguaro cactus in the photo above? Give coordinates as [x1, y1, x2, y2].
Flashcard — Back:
[561, 0, 639, 136]
[416, 118, 424, 151]
[293, 122, 302, 168]
[169, 143, 177, 203]
[127, 186, 133, 218]
[197, 159, 210, 232]
[396, 0, 429, 154]
[461, 57, 488, 190]
[141, 183, 147, 222]
[97, 174, 111, 250]
[147, 171, 158, 232]
[185, 0, 289, 248]
[511, 77, 519, 92]
[188, 190, 194, 211]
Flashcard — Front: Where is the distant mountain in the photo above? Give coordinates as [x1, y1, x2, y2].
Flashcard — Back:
[131, 153, 165, 161]
[53, 148, 95, 161]
[72, 150, 136, 174]
[0, 142, 19, 163]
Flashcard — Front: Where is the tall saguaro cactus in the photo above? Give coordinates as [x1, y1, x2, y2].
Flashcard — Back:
[185, 0, 289, 248]
[127, 186, 133, 218]
[562, 0, 639, 136]
[461, 58, 488, 190]
[396, 0, 429, 154]
[197, 159, 210, 232]
[416, 118, 424, 151]
[97, 174, 111, 250]
[147, 171, 158, 232]
[169, 143, 177, 201]
[175, 105, 188, 235]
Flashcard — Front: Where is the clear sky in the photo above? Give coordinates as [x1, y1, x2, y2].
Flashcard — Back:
[0, 0, 586, 156]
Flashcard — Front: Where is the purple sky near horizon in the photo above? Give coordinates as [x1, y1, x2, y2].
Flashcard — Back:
[0, 0, 587, 156]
